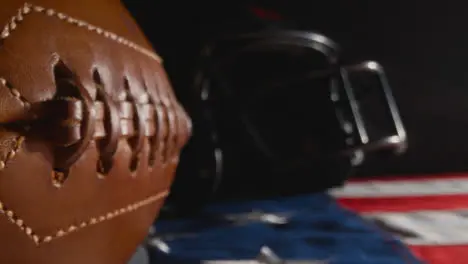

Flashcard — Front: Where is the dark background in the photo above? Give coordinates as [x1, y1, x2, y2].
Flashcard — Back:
[124, 0, 468, 177]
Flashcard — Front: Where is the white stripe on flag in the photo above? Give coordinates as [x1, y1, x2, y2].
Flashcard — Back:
[330, 178, 468, 198]
[364, 209, 468, 245]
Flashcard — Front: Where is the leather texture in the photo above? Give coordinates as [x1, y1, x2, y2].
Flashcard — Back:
[0, 0, 191, 263]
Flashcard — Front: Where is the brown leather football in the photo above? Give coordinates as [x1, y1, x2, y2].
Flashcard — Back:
[0, 0, 191, 263]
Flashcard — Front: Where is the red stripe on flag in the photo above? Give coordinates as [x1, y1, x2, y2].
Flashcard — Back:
[409, 245, 468, 264]
[337, 194, 468, 213]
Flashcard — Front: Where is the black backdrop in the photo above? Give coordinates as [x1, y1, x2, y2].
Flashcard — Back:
[124, 0, 468, 177]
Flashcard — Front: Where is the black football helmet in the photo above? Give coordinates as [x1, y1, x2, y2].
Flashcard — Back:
[164, 29, 407, 214]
